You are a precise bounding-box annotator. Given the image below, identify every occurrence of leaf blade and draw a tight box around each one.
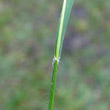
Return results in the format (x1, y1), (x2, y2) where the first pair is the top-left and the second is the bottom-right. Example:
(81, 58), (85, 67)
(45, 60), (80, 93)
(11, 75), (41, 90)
(54, 0), (74, 59)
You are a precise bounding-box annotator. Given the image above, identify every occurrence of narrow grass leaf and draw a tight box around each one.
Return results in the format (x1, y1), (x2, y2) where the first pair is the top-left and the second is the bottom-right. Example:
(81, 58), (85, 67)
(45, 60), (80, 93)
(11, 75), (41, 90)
(54, 0), (74, 59)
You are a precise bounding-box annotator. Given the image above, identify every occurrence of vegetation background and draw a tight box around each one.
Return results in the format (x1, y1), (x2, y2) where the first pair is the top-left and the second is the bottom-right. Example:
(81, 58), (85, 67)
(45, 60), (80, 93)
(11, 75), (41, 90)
(0, 0), (110, 110)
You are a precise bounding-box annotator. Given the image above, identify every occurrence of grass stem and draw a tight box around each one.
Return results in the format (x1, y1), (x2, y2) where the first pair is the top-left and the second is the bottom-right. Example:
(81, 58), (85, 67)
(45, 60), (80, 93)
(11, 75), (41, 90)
(48, 60), (58, 110)
(48, 0), (74, 109)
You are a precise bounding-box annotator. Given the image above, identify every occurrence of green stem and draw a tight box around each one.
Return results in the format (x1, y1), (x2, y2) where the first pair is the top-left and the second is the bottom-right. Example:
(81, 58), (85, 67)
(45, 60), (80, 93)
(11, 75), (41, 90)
(48, 0), (74, 109)
(48, 60), (58, 110)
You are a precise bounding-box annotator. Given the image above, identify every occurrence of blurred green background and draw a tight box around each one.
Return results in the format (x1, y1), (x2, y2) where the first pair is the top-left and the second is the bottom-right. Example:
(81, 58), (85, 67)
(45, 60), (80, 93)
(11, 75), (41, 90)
(0, 0), (110, 110)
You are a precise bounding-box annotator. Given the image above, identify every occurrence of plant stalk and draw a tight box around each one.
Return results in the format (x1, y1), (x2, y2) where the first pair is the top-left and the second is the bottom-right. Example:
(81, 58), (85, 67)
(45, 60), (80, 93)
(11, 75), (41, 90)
(48, 60), (58, 110)
(48, 0), (74, 109)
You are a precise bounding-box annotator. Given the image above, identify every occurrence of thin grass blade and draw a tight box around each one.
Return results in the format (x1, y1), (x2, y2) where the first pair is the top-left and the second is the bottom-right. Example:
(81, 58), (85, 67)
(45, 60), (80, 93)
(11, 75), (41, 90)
(54, 0), (74, 59)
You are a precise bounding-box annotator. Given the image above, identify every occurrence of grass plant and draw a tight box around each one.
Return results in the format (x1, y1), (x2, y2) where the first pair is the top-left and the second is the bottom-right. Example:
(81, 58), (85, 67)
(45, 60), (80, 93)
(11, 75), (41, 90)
(48, 0), (74, 110)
